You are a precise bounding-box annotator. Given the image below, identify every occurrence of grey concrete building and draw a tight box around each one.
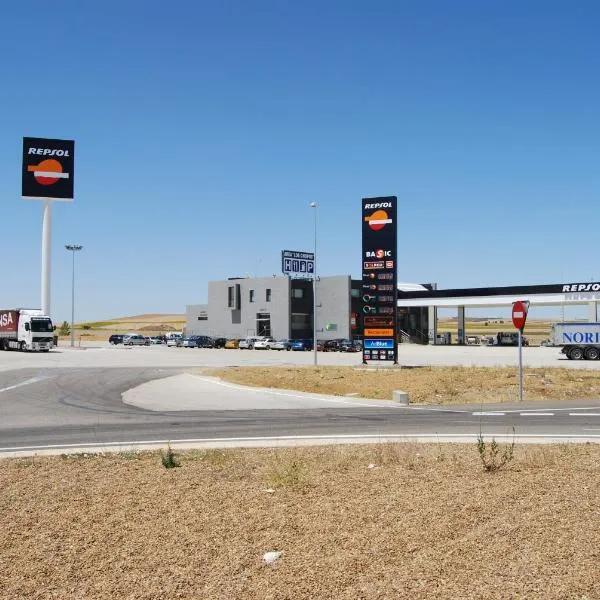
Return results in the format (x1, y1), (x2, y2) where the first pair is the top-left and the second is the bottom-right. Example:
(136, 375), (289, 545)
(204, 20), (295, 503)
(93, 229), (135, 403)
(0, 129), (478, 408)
(186, 275), (352, 341)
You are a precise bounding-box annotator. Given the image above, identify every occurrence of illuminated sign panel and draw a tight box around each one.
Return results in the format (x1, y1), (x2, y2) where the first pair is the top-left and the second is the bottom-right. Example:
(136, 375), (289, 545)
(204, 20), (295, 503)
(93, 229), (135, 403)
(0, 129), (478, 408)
(361, 196), (397, 362)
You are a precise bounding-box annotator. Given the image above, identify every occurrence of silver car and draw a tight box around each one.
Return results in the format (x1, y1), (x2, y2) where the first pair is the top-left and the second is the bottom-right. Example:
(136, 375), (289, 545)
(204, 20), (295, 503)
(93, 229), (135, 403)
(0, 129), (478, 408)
(123, 334), (150, 346)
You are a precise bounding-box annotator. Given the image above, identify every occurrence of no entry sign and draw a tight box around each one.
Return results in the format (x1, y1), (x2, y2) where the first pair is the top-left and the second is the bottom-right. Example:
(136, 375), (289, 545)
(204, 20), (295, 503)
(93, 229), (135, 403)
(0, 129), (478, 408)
(512, 300), (529, 330)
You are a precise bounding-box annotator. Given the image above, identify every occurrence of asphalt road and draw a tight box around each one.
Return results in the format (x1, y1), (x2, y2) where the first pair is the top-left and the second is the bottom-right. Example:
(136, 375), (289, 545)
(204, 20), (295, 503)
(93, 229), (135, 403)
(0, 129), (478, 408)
(1, 367), (599, 455)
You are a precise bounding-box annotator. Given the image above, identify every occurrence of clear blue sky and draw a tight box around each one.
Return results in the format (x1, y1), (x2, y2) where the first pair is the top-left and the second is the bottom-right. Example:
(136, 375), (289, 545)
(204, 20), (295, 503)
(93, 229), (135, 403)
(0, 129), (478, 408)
(1, 1), (599, 323)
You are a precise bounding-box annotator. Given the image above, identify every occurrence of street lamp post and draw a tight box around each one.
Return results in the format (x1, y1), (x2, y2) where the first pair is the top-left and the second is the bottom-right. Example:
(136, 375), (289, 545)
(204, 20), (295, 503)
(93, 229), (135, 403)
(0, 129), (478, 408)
(65, 244), (83, 347)
(309, 202), (318, 366)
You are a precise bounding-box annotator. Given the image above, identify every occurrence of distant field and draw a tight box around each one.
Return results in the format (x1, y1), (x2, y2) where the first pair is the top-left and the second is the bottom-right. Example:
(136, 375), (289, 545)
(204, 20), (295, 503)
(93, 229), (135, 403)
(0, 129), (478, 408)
(437, 318), (553, 345)
(63, 315), (555, 345)
(61, 314), (186, 341)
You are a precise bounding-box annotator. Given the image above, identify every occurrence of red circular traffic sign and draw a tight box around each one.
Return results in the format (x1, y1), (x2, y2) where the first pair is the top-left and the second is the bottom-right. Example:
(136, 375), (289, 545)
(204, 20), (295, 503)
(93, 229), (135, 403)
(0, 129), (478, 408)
(512, 300), (529, 330)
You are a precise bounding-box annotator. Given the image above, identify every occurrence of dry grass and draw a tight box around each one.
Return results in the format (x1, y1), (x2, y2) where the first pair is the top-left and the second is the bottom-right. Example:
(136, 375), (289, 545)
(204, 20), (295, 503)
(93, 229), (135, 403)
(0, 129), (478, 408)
(58, 313), (186, 341)
(205, 365), (600, 404)
(438, 317), (554, 345)
(1, 444), (599, 599)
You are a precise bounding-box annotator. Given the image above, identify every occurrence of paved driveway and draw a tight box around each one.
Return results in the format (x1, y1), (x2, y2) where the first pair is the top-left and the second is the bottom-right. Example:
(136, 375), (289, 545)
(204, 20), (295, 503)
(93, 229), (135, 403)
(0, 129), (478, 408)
(0, 342), (596, 371)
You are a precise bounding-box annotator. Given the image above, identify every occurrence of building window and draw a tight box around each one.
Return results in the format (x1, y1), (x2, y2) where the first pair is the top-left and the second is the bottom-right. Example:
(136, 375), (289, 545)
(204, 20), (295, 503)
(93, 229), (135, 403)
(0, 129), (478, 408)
(291, 313), (310, 331)
(292, 288), (304, 299)
(266, 288), (271, 302)
(249, 289), (255, 303)
(227, 286), (234, 308)
(197, 315), (208, 321)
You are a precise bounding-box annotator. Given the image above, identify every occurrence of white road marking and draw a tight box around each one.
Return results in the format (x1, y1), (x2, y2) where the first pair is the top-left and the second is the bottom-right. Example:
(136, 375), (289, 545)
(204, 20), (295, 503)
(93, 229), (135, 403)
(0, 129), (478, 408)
(2, 432), (600, 455)
(569, 413), (600, 417)
(502, 406), (600, 413)
(472, 411), (506, 416)
(0, 375), (54, 394)
(519, 412), (554, 416)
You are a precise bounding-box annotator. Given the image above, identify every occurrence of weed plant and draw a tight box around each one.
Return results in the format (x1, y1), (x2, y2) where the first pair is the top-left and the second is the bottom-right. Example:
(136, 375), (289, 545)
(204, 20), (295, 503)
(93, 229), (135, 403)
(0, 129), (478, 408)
(476, 429), (515, 472)
(161, 445), (180, 469)
(268, 458), (307, 489)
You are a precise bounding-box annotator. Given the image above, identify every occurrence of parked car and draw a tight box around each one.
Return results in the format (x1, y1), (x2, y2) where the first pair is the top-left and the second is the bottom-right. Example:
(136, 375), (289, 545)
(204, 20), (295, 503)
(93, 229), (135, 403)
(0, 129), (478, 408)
(213, 337), (227, 348)
(339, 339), (361, 352)
(323, 339), (343, 352)
(292, 339), (314, 351)
(181, 337), (198, 348)
(254, 337), (276, 350)
(109, 334), (126, 345)
(271, 339), (293, 351)
(150, 336), (164, 344)
(123, 334), (150, 346)
(166, 336), (181, 347)
(194, 336), (214, 348)
(239, 336), (264, 349)
(224, 338), (241, 349)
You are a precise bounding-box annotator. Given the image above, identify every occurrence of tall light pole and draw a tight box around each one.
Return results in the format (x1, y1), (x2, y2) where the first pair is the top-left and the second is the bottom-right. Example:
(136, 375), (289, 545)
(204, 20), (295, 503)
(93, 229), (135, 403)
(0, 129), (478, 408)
(309, 202), (318, 366)
(65, 244), (83, 347)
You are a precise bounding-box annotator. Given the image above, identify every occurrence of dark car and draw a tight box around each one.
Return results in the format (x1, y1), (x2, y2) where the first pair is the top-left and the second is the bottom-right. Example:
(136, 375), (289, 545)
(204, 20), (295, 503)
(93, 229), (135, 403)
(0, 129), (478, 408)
(194, 336), (215, 348)
(292, 339), (314, 351)
(109, 334), (126, 345)
(213, 337), (227, 348)
(339, 339), (362, 352)
(323, 339), (343, 352)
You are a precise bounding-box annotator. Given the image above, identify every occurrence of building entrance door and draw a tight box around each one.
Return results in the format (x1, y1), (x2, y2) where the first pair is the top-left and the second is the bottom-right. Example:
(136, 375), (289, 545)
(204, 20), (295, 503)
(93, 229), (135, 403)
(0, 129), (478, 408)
(256, 313), (271, 337)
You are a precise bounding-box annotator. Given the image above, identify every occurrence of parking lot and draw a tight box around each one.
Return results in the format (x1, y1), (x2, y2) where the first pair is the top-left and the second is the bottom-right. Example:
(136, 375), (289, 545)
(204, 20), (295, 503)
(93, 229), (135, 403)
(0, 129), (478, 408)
(0, 341), (598, 371)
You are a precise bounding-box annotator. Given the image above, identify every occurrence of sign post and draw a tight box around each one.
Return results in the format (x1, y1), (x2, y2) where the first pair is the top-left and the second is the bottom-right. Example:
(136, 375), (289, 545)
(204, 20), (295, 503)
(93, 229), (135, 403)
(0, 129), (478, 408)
(22, 137), (75, 318)
(512, 300), (530, 402)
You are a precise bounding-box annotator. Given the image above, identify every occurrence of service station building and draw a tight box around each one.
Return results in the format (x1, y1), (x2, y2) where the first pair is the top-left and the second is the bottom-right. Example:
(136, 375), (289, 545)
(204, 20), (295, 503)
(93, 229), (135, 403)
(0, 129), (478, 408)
(186, 278), (600, 345)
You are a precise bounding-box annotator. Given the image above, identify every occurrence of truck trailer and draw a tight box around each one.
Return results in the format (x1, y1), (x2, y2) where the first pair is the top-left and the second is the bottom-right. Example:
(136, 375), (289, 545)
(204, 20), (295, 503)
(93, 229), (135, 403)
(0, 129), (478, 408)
(550, 322), (600, 360)
(0, 309), (54, 352)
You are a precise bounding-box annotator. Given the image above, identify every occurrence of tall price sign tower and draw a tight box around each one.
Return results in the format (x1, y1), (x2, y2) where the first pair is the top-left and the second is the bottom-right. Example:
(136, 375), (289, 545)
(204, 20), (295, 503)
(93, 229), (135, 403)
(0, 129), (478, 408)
(361, 196), (397, 364)
(22, 137), (75, 317)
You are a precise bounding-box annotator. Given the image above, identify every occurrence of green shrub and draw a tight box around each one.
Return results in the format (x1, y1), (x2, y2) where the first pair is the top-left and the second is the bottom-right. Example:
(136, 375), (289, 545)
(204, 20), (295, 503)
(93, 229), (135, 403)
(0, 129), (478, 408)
(161, 444), (180, 469)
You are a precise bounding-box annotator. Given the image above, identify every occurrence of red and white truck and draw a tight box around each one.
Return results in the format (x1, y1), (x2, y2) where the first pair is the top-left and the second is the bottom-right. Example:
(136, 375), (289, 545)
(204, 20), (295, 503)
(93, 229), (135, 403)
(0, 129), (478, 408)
(0, 309), (54, 352)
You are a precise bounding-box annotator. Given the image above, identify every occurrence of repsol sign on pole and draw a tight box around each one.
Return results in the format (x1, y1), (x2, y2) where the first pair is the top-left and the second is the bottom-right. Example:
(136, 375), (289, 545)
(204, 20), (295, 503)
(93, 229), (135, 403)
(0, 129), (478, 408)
(22, 137), (75, 201)
(361, 196), (397, 363)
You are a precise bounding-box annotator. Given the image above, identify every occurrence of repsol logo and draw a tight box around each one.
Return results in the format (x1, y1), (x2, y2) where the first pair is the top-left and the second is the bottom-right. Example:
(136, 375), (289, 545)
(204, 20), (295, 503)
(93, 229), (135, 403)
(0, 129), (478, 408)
(562, 283), (600, 292)
(364, 202), (392, 209)
(563, 332), (600, 344)
(0, 313), (14, 327)
(28, 148), (70, 157)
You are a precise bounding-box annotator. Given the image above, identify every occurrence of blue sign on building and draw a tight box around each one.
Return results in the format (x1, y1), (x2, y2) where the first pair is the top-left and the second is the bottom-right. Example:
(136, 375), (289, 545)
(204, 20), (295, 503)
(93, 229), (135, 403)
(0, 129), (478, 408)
(282, 250), (315, 277)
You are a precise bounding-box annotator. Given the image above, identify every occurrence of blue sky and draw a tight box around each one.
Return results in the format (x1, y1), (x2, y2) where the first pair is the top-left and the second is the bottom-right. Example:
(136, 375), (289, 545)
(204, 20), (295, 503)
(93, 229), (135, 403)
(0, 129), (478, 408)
(1, 1), (599, 323)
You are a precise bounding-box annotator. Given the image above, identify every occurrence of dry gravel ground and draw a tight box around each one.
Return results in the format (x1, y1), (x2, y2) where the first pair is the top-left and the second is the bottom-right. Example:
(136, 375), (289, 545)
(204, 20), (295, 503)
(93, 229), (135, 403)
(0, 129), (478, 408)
(205, 366), (600, 404)
(1, 444), (599, 600)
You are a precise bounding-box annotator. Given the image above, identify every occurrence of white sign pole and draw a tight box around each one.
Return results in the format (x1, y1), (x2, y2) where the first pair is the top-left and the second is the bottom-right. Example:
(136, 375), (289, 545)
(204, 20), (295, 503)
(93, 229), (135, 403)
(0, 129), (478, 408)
(41, 200), (53, 316)
(518, 328), (523, 402)
(310, 202), (318, 367)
